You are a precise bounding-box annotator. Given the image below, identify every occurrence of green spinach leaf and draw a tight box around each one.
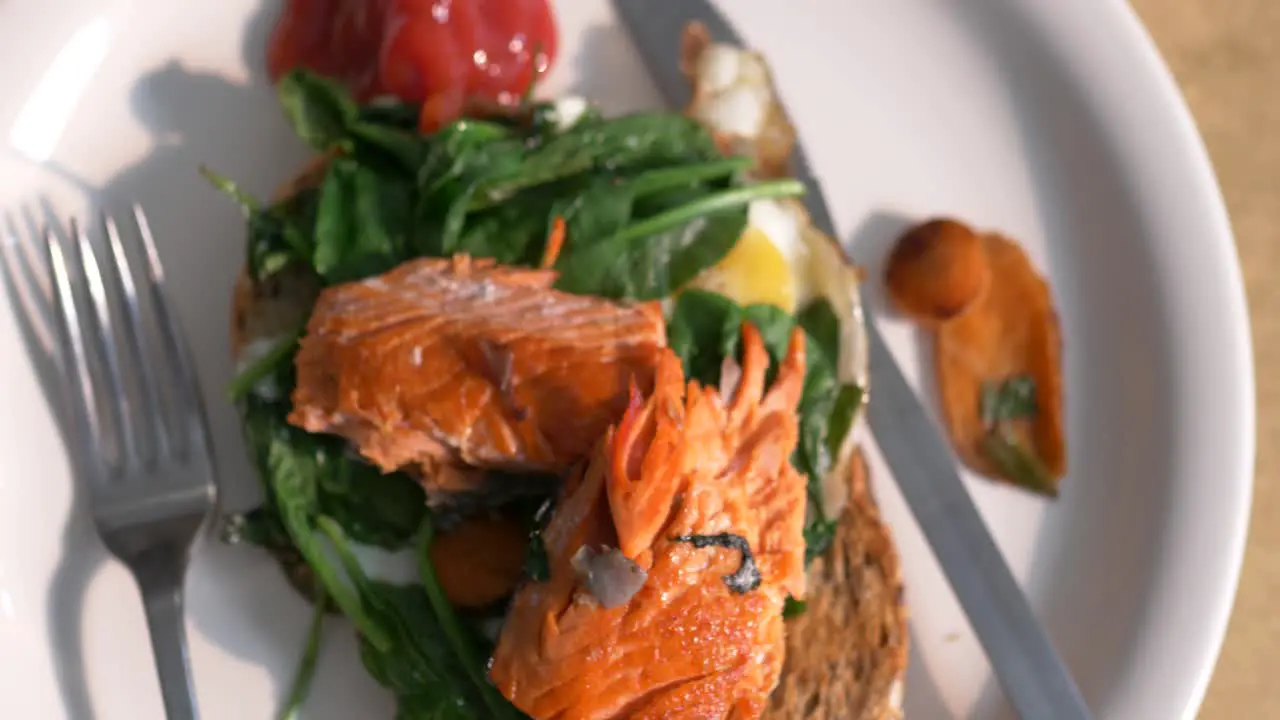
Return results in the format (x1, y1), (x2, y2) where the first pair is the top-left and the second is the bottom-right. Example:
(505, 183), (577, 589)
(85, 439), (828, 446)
(553, 179), (803, 300)
(243, 384), (426, 550)
(467, 113), (724, 210)
(979, 432), (1057, 498)
(391, 692), (477, 720)
(277, 588), (328, 720)
(262, 426), (382, 644)
(803, 517), (840, 564)
(311, 516), (525, 720)
(276, 71), (427, 174)
(201, 165), (260, 214)
(277, 70), (360, 153)
(320, 521), (488, 717)
(202, 165), (310, 281)
(313, 159), (411, 283)
(227, 328), (303, 401)
(667, 290), (745, 386)
(782, 595), (809, 619)
(797, 298), (841, 366)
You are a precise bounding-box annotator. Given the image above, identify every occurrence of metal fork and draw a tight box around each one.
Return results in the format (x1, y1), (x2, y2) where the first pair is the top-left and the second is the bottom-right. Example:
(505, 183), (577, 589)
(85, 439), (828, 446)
(43, 206), (217, 720)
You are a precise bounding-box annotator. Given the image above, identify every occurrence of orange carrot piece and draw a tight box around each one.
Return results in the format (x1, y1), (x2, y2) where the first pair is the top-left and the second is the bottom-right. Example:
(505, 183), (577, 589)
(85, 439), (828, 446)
(540, 216), (567, 269)
(428, 515), (530, 608)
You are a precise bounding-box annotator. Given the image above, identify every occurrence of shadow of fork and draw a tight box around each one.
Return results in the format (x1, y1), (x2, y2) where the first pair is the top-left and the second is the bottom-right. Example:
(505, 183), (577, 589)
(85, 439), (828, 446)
(2, 201), (107, 720)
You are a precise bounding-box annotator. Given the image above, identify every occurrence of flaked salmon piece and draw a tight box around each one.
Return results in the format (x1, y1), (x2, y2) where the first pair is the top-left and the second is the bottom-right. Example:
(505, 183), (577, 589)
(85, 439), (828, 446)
(490, 324), (808, 720)
(289, 255), (667, 496)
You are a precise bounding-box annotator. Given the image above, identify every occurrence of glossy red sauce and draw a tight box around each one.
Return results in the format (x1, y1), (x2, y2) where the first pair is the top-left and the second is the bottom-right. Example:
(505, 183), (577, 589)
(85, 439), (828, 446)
(268, 0), (559, 131)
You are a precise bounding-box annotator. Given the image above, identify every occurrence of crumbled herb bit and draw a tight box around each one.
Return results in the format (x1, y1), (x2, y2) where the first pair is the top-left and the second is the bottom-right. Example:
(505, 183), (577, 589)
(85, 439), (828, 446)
(782, 596), (808, 619)
(803, 518), (839, 564)
(523, 497), (554, 582)
(978, 375), (1057, 496)
(980, 375), (1037, 429)
(673, 532), (761, 594)
(524, 533), (550, 582)
(980, 432), (1058, 498)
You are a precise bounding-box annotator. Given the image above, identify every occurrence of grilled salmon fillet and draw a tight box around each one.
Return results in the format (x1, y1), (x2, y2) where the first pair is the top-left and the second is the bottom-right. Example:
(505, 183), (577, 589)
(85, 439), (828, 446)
(490, 323), (808, 720)
(289, 255), (667, 496)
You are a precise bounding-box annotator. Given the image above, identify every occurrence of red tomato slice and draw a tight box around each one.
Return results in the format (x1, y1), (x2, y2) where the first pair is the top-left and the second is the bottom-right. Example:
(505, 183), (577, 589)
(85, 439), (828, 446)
(268, 0), (394, 102)
(269, 0), (559, 130)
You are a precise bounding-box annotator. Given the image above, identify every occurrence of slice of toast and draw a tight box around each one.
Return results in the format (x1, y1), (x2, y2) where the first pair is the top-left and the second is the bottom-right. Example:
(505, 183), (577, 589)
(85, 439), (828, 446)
(231, 165), (909, 718)
(764, 449), (909, 720)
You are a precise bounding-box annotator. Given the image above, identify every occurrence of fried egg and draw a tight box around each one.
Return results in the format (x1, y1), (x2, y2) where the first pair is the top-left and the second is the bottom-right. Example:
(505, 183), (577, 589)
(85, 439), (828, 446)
(690, 198), (806, 313)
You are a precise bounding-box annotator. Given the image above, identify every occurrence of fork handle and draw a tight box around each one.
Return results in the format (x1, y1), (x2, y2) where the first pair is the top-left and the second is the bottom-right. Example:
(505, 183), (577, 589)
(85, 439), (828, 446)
(142, 585), (199, 720)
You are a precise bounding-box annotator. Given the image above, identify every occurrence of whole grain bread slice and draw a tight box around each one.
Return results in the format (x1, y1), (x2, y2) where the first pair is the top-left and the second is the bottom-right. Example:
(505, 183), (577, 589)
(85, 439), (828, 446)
(764, 449), (910, 720)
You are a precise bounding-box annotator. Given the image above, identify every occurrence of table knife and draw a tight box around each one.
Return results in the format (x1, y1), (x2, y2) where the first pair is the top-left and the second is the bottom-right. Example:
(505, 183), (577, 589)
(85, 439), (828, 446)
(610, 1), (1093, 718)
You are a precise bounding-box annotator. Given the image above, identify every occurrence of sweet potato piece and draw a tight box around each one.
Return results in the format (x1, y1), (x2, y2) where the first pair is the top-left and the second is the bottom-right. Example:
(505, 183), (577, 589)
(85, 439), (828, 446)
(429, 515), (529, 608)
(886, 218), (990, 323)
(934, 233), (1065, 495)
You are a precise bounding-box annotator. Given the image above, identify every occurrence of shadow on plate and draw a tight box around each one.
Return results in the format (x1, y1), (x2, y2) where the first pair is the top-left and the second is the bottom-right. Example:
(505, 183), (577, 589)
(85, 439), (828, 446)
(950, 3), (1179, 718)
(566, 23), (666, 115)
(845, 208), (945, 412)
(901, 624), (962, 719)
(0, 199), (108, 720)
(843, 0), (1183, 695)
(0, 0), (374, 715)
(15, 7), (668, 719)
(843, 210), (956, 716)
(90, 0), (353, 712)
(840, 4), (1182, 718)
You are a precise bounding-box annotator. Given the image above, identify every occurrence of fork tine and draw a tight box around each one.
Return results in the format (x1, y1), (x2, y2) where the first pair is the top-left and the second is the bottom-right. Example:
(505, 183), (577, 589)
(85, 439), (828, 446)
(46, 224), (105, 461)
(130, 205), (206, 459)
(74, 219), (136, 471)
(0, 227), (57, 356)
(104, 212), (167, 464)
(19, 205), (53, 302)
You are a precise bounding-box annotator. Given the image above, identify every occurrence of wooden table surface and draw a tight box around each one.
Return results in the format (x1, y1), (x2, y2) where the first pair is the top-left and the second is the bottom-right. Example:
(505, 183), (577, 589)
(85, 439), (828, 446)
(1128, 0), (1280, 715)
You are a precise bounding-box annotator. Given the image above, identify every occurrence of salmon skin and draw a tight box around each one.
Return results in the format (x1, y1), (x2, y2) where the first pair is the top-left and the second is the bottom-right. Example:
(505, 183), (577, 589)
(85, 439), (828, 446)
(289, 255), (668, 498)
(490, 323), (808, 720)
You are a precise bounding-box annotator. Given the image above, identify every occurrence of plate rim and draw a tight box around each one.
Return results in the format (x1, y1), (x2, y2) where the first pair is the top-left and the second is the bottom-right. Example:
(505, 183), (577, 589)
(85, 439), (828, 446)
(1056, 1), (1256, 716)
(0, 1), (1257, 717)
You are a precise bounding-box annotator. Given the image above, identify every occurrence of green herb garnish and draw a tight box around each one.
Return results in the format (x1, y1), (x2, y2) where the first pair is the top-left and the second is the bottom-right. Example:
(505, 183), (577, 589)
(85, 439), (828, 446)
(521, 499), (553, 583)
(978, 375), (1056, 496)
(980, 375), (1037, 429)
(277, 589), (327, 720)
(782, 596), (809, 619)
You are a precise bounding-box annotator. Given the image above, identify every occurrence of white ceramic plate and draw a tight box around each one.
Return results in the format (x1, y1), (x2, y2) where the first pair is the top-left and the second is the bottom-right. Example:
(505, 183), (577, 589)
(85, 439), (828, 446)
(0, 1), (1253, 718)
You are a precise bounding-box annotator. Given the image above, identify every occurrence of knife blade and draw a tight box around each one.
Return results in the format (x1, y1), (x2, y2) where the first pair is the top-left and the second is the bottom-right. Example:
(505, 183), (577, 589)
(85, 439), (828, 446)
(611, 1), (1093, 718)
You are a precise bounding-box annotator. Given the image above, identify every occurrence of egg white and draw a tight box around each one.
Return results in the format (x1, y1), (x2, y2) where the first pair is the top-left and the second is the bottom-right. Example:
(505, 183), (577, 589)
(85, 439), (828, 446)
(746, 197), (812, 308)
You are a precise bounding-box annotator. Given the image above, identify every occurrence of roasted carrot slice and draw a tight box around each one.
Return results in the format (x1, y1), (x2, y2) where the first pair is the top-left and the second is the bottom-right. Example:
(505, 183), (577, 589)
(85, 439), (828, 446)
(428, 515), (530, 608)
